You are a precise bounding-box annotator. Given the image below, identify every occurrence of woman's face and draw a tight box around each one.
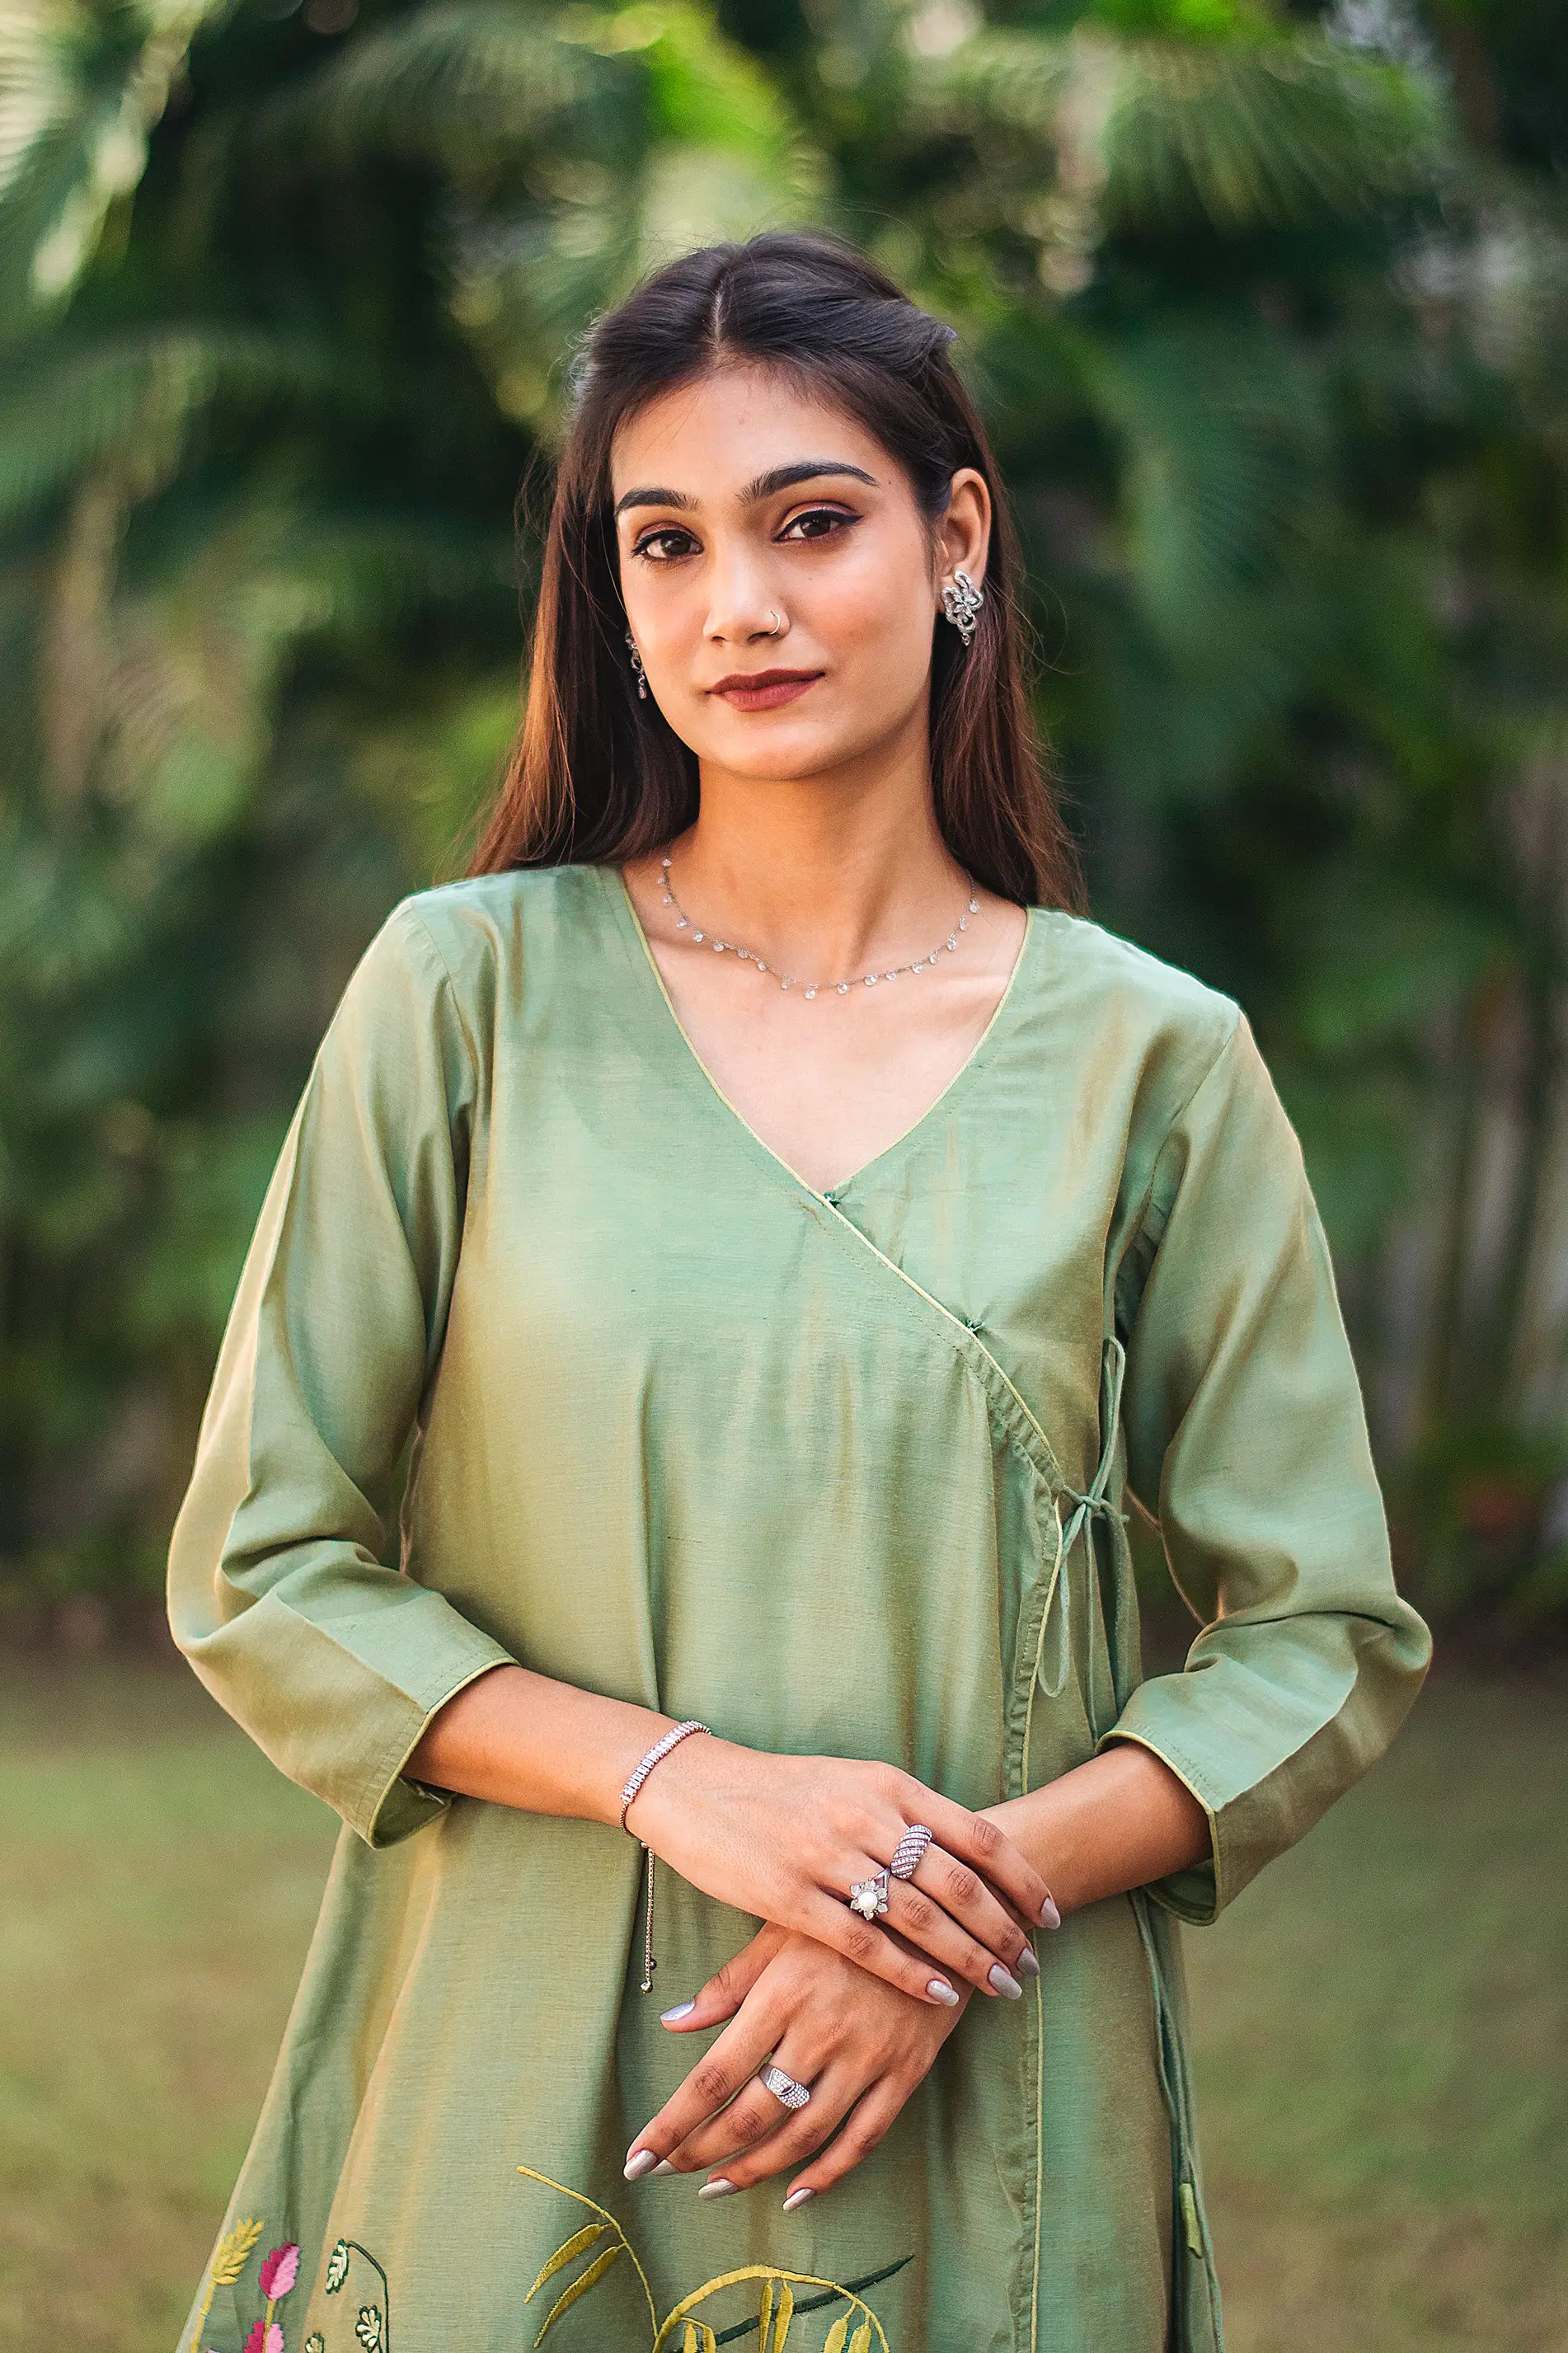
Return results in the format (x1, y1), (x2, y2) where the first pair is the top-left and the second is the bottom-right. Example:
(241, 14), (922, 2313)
(608, 360), (989, 787)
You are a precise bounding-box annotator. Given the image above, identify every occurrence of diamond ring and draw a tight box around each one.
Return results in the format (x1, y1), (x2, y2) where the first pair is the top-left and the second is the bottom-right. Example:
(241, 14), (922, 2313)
(758, 2060), (812, 2111)
(847, 1867), (891, 1920)
(889, 1824), (933, 1881)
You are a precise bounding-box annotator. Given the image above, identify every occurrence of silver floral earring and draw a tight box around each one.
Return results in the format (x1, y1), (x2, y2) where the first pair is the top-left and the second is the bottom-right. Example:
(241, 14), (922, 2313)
(941, 569), (985, 646)
(625, 629), (648, 699)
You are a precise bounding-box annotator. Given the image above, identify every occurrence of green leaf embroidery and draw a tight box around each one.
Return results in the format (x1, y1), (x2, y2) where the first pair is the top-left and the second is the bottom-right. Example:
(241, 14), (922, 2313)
(531, 2242), (622, 2346)
(525, 2222), (612, 2303)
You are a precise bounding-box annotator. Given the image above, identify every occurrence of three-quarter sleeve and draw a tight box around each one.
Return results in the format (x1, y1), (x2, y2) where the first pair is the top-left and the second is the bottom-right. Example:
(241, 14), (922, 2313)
(166, 898), (516, 1848)
(1101, 1004), (1432, 1923)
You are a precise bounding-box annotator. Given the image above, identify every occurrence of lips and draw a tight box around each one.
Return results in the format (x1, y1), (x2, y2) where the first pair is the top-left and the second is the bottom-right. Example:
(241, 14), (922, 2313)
(710, 669), (823, 712)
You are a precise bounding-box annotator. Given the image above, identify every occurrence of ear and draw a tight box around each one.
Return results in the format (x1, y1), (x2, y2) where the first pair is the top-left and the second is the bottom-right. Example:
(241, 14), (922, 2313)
(934, 467), (991, 598)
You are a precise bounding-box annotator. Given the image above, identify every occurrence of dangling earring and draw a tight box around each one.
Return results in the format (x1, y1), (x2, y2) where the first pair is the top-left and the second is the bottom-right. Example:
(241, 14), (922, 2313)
(625, 629), (649, 699)
(941, 568), (985, 646)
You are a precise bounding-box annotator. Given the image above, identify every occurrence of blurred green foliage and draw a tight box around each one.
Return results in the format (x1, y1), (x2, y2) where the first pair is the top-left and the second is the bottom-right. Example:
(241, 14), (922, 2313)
(2, 0), (1565, 1632)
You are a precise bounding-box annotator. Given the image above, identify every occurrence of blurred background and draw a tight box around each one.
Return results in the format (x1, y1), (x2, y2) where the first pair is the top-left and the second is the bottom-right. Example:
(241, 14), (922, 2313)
(1, 0), (1564, 2346)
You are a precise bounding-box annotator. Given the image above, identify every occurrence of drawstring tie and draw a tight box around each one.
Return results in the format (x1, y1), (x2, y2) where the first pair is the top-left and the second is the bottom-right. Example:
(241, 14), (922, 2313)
(1025, 1331), (1129, 1761)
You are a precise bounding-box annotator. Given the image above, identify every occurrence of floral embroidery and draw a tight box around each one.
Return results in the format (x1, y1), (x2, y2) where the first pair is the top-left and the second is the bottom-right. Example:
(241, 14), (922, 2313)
(188, 2224), (299, 2353)
(261, 2245), (301, 2300)
(516, 2161), (912, 2350)
(325, 2236), (392, 2353)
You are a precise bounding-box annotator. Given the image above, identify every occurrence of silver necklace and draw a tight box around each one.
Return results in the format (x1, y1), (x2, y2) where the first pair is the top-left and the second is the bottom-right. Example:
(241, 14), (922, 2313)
(658, 854), (981, 999)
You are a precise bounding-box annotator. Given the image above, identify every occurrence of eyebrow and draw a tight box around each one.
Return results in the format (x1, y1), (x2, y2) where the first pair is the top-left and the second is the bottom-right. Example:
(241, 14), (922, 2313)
(611, 459), (878, 521)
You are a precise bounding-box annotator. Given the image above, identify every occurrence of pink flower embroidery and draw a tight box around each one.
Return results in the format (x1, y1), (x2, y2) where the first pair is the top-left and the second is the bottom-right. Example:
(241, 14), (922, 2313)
(259, 2243), (300, 2300)
(242, 2325), (284, 2353)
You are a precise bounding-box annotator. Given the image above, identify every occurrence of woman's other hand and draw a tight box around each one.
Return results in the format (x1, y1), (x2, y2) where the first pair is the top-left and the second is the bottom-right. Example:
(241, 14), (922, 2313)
(627, 1740), (1050, 2006)
(622, 1921), (976, 2205)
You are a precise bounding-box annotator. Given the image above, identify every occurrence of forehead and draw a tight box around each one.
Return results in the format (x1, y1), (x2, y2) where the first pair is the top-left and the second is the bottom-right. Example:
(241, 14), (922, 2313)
(608, 362), (889, 501)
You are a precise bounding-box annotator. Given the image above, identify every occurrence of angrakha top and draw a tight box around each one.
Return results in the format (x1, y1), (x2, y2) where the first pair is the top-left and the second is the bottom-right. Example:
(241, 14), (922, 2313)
(166, 860), (1432, 2353)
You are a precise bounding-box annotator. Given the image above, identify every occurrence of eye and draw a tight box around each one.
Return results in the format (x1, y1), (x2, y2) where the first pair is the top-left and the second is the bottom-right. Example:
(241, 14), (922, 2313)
(627, 505), (860, 564)
(630, 525), (697, 564)
(779, 505), (859, 542)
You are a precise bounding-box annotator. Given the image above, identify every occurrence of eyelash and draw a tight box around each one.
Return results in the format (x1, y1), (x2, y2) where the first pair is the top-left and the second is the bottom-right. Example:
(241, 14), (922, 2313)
(629, 506), (860, 564)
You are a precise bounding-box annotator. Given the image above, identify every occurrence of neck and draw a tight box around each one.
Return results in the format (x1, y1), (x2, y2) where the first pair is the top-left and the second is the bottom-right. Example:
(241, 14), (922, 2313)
(672, 759), (969, 978)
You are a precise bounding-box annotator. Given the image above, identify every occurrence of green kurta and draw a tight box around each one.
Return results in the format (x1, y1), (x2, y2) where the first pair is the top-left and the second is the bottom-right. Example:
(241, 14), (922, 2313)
(167, 860), (1431, 2353)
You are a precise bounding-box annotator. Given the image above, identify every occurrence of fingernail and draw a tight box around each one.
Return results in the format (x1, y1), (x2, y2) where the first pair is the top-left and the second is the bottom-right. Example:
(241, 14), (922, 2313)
(623, 2148), (659, 2180)
(697, 2177), (739, 2200)
(650, 2158), (676, 2176)
(1040, 1894), (1062, 1930)
(988, 1962), (1024, 1998)
(927, 1977), (960, 2004)
(660, 1999), (695, 2022)
(782, 2185), (815, 2212)
(1016, 1944), (1040, 1977)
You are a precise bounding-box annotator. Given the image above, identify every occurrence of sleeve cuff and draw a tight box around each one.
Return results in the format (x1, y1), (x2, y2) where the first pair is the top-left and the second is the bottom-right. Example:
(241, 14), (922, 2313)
(355, 1647), (515, 1848)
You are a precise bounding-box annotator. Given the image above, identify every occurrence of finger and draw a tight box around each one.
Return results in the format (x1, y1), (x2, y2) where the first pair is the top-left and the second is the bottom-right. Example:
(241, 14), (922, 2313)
(663, 2043), (831, 2177)
(798, 1884), (962, 2008)
(885, 1847), (1039, 1996)
(698, 2054), (868, 2193)
(622, 1994), (782, 2180)
(658, 1928), (784, 2032)
(777, 2073), (910, 2204)
(909, 1794), (1060, 1933)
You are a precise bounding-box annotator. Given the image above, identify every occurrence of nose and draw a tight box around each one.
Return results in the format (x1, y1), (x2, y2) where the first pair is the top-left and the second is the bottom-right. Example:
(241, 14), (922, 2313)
(702, 542), (787, 644)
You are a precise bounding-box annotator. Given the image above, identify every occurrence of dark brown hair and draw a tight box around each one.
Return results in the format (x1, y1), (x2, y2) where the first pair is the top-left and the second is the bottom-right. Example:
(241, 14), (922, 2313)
(463, 228), (1084, 911)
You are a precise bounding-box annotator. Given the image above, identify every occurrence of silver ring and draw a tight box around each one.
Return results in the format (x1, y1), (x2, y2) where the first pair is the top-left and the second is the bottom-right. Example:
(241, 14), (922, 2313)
(890, 1824), (933, 1881)
(758, 2060), (811, 2111)
(847, 1867), (890, 1920)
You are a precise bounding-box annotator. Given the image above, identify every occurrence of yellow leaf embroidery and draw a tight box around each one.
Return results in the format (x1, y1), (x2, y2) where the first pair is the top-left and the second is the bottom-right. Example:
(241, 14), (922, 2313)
(760, 2276), (794, 2351)
(531, 2242), (622, 2346)
(213, 2219), (264, 2285)
(525, 2222), (611, 2302)
(186, 2212), (265, 2350)
(516, 2166), (896, 2351)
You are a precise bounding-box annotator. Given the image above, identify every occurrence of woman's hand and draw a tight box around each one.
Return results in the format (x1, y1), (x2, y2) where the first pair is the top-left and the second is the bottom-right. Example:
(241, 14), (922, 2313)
(623, 1921), (979, 2205)
(628, 1737), (1053, 2007)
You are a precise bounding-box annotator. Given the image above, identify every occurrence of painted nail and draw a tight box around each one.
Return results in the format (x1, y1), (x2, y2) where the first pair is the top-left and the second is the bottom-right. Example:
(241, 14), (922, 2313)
(623, 2148), (659, 2180)
(1016, 1944), (1040, 1977)
(697, 2177), (739, 2200)
(660, 1999), (695, 2023)
(927, 1977), (960, 2005)
(988, 1962), (1024, 1998)
(782, 2186), (815, 2212)
(1039, 1894), (1062, 1930)
(650, 2158), (677, 2177)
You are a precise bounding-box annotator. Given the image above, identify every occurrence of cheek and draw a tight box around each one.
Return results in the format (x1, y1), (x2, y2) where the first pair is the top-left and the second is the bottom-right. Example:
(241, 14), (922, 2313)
(810, 549), (933, 695)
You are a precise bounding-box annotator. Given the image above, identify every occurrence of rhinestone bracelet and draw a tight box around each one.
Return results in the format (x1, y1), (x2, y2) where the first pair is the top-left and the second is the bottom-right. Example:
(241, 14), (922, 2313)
(619, 1719), (711, 1993)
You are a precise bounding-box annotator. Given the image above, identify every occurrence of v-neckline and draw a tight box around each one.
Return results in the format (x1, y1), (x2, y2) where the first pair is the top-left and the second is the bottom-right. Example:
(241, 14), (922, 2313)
(599, 859), (1041, 1205)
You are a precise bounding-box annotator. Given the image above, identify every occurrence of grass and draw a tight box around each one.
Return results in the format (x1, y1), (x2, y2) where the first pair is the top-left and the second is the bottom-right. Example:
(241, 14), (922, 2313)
(0, 1653), (1562, 2353)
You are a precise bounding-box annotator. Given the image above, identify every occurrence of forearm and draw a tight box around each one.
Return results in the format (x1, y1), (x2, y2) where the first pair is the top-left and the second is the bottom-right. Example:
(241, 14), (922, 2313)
(404, 1661), (686, 1830)
(982, 1740), (1212, 1916)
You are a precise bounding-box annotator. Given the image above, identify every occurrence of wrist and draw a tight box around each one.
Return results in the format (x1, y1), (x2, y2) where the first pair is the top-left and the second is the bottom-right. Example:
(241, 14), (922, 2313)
(621, 1725), (744, 1841)
(979, 1789), (1076, 1919)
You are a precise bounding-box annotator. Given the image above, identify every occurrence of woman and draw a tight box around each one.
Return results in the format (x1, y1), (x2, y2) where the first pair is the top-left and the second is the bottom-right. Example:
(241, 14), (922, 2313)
(167, 230), (1432, 2353)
